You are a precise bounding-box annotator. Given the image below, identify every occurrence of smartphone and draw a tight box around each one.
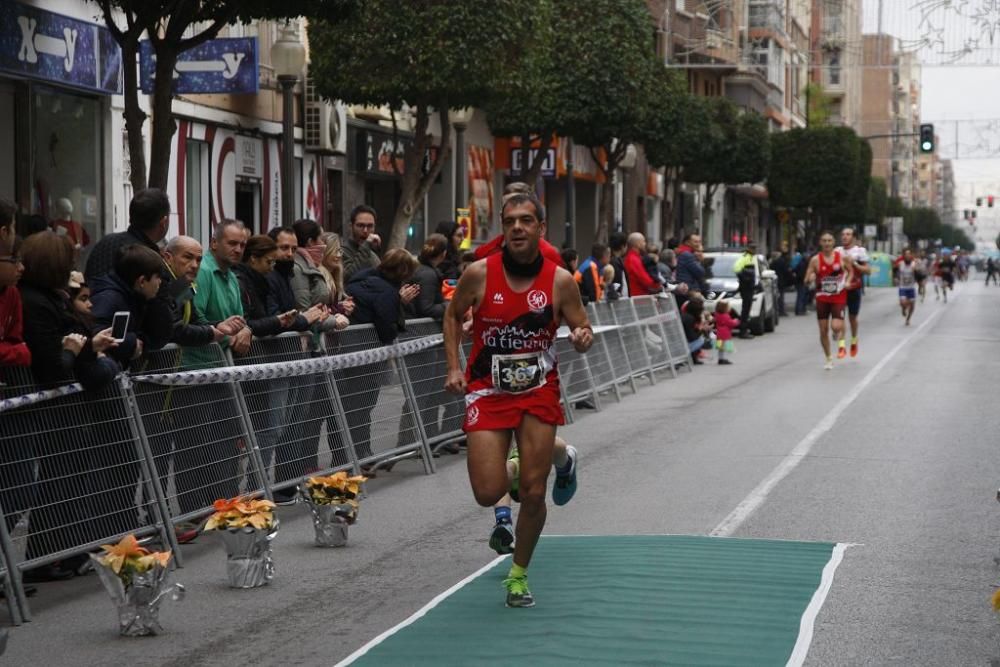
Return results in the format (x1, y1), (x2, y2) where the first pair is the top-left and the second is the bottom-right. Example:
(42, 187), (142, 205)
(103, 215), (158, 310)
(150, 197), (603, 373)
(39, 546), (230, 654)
(111, 311), (130, 342)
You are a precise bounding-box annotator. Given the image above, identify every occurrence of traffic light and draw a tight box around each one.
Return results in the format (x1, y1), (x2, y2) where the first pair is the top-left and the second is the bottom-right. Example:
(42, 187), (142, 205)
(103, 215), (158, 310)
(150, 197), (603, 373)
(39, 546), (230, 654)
(990, 196), (995, 208)
(972, 209), (978, 220)
(977, 197), (983, 207)
(919, 123), (935, 153)
(964, 209), (970, 220)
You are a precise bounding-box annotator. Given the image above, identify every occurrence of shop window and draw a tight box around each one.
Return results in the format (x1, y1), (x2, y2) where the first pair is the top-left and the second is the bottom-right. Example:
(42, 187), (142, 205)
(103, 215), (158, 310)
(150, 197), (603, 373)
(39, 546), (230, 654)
(31, 87), (102, 250)
(185, 140), (210, 244)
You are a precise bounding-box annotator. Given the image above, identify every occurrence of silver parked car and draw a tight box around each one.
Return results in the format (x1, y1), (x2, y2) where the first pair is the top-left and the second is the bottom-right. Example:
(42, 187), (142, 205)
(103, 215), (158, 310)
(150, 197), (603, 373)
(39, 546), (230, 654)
(701, 251), (779, 335)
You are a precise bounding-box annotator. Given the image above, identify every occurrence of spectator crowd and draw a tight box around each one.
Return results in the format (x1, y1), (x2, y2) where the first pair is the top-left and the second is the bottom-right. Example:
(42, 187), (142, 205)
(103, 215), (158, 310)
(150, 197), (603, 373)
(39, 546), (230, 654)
(0, 184), (785, 589)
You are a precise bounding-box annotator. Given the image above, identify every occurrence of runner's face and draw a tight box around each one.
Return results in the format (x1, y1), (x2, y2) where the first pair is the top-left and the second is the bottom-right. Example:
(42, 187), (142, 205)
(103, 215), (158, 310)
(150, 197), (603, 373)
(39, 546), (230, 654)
(841, 229), (854, 247)
(820, 235), (835, 252)
(502, 201), (545, 259)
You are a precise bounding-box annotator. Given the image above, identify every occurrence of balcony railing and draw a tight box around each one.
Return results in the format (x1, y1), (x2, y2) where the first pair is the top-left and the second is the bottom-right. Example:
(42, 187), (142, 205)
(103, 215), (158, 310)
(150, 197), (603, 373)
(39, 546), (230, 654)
(749, 2), (786, 36)
(767, 87), (784, 110)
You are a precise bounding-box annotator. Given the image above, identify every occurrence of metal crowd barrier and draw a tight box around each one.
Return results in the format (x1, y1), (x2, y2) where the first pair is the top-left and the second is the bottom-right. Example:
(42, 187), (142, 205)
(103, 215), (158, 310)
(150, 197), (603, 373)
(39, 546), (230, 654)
(0, 297), (694, 625)
(653, 294), (694, 373)
(397, 319), (468, 453)
(325, 325), (435, 474)
(233, 333), (355, 492)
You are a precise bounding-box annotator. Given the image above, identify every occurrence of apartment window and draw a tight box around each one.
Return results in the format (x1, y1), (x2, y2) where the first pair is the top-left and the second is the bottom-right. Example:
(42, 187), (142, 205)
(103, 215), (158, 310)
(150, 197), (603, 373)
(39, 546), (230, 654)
(828, 51), (841, 85)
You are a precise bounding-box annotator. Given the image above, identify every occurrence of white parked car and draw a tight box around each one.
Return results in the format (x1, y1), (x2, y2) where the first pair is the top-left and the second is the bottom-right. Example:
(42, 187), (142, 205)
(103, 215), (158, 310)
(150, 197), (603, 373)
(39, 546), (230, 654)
(701, 251), (779, 336)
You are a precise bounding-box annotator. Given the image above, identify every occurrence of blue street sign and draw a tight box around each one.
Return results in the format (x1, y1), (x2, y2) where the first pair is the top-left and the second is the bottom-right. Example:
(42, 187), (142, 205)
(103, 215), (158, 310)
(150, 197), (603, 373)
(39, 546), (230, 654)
(0, 1), (122, 95)
(140, 38), (259, 95)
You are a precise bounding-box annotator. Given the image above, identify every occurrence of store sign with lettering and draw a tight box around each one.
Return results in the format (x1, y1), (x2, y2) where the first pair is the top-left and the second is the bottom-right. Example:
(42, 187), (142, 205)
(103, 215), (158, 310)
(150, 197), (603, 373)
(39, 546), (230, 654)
(352, 127), (438, 178)
(139, 37), (259, 94)
(0, 1), (122, 94)
(510, 148), (556, 177)
(235, 136), (263, 179)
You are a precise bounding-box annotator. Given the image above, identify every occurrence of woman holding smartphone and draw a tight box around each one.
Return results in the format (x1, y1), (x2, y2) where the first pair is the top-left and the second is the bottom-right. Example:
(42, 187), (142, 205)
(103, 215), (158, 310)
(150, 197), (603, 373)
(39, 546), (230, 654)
(18, 231), (122, 581)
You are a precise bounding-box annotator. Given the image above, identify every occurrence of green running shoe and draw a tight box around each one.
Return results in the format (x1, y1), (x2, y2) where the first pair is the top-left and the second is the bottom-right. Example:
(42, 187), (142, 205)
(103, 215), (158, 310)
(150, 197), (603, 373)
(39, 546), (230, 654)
(503, 575), (535, 608)
(508, 447), (520, 503)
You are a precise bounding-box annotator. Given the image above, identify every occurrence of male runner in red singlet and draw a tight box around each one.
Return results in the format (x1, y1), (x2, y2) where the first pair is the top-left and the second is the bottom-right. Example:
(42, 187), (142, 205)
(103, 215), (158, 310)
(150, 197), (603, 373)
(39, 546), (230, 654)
(473, 182), (576, 558)
(804, 232), (855, 370)
(444, 191), (593, 608)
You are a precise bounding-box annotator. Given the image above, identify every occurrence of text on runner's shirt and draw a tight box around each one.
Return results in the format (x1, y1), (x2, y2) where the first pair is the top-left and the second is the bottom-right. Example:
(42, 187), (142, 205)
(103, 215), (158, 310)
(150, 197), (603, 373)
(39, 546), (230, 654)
(480, 324), (553, 352)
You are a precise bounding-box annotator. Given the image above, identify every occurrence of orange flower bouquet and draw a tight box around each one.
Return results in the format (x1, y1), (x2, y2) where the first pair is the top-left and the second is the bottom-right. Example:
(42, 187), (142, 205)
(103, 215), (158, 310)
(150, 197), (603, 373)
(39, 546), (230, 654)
(203, 497), (279, 588)
(90, 534), (184, 636)
(302, 472), (367, 547)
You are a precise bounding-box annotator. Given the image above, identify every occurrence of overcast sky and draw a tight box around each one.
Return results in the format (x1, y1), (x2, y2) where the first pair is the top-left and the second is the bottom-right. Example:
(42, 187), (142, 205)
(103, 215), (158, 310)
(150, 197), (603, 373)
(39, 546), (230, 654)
(862, 0), (1000, 238)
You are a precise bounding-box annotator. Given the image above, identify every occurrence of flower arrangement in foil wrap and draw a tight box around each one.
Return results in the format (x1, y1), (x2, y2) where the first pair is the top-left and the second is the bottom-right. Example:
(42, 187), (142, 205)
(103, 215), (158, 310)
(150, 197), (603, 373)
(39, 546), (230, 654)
(204, 497), (277, 531)
(304, 472), (367, 524)
(90, 534), (184, 636)
(205, 497), (279, 588)
(97, 534), (171, 582)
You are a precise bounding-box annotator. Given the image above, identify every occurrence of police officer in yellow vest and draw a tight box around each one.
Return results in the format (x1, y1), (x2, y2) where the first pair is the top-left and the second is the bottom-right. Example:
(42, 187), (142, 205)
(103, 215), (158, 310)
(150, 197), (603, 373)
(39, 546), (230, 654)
(733, 243), (757, 339)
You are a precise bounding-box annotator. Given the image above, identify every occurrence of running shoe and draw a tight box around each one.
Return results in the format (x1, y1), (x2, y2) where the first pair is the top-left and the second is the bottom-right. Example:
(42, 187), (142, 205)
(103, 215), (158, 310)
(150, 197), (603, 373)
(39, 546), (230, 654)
(836, 345), (847, 359)
(489, 521), (515, 555)
(504, 574), (535, 608)
(850, 341), (858, 358)
(824, 358), (834, 371)
(552, 445), (578, 506)
(508, 447), (521, 503)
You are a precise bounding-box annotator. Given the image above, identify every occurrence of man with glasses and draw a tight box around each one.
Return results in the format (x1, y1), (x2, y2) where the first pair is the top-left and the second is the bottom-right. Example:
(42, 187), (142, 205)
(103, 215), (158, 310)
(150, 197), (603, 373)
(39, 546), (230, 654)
(342, 204), (382, 282)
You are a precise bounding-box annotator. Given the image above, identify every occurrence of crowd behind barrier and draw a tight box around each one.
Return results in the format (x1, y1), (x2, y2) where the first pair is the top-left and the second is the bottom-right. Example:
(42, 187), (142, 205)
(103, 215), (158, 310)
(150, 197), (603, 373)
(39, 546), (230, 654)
(0, 295), (690, 625)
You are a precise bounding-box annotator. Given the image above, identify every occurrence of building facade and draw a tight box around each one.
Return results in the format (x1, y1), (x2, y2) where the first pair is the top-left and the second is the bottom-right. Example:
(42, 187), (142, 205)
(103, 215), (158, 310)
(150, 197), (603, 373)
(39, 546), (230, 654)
(811, 0), (863, 130)
(860, 35), (924, 210)
(1, 0), (120, 262)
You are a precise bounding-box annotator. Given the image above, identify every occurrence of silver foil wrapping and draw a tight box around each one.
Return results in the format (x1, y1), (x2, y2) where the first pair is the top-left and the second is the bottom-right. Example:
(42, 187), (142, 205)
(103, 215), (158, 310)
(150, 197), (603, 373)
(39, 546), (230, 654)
(90, 555), (185, 636)
(307, 502), (353, 547)
(219, 522), (278, 588)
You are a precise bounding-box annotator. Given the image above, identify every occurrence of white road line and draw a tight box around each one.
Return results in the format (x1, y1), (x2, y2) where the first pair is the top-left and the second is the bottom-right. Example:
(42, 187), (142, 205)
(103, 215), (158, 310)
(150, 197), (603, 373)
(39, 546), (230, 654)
(786, 543), (849, 667)
(711, 305), (944, 537)
(333, 554), (508, 666)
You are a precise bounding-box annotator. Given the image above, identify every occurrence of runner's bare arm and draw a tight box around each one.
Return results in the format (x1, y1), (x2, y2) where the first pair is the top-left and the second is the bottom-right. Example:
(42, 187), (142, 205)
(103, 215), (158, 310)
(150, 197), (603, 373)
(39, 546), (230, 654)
(554, 268), (593, 353)
(443, 260), (486, 394)
(842, 256), (856, 287)
(804, 256), (819, 288)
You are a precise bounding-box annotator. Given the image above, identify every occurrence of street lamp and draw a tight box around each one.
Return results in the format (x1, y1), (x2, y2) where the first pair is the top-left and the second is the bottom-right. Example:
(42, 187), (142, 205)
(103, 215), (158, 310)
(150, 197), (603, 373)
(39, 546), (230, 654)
(448, 107), (473, 210)
(271, 21), (306, 227)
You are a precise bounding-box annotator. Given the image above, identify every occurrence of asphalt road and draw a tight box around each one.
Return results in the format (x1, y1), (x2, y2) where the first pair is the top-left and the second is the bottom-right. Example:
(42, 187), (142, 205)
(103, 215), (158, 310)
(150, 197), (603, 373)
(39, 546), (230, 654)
(4, 280), (999, 666)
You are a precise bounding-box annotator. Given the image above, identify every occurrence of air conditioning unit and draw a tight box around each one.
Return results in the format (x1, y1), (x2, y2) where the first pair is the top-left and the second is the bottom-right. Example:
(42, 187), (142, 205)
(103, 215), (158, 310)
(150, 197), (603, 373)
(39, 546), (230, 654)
(304, 77), (346, 154)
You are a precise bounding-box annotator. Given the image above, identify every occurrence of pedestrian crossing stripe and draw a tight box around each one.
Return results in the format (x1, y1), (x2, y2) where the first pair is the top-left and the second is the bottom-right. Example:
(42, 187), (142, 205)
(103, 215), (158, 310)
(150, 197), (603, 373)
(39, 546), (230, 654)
(336, 535), (848, 666)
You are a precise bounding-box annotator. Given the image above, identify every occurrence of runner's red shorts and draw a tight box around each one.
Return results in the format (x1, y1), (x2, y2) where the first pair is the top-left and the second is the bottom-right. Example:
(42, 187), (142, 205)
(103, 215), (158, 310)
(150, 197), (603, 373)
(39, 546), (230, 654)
(463, 381), (565, 432)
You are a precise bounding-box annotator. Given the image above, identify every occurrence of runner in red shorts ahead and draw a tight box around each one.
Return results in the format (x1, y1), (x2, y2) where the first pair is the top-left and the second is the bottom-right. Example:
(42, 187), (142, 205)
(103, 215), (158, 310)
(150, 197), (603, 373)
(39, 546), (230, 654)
(804, 231), (855, 370)
(444, 190), (593, 608)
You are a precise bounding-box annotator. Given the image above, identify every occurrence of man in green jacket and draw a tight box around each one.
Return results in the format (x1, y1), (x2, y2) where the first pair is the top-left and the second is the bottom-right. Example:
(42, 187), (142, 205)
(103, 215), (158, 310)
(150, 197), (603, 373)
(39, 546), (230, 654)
(195, 220), (252, 355)
(170, 219), (251, 514)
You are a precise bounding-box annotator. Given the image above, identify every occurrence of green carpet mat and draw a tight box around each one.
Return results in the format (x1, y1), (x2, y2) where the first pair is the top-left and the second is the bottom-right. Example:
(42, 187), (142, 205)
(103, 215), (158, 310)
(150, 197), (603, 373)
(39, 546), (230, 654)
(343, 535), (843, 666)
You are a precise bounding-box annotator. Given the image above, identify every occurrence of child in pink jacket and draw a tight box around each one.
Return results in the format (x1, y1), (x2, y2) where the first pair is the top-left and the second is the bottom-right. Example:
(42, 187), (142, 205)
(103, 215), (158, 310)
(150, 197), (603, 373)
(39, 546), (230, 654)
(713, 301), (740, 365)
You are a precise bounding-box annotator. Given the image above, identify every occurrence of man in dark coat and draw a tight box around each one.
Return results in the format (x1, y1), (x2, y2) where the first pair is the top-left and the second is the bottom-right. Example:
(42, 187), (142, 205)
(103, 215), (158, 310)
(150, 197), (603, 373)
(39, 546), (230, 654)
(675, 232), (708, 294)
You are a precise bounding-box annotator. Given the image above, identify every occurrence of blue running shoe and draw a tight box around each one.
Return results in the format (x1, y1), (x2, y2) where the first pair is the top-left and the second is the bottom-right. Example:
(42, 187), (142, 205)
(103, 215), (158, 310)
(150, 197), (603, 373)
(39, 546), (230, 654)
(552, 445), (578, 506)
(489, 521), (515, 554)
